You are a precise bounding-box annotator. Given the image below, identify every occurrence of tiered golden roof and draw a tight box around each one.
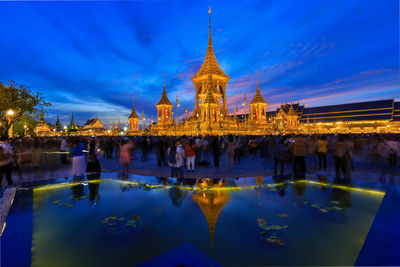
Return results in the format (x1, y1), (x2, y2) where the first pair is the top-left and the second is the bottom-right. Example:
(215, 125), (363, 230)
(156, 73), (173, 106)
(204, 73), (219, 105)
(250, 70), (267, 105)
(191, 6), (230, 82)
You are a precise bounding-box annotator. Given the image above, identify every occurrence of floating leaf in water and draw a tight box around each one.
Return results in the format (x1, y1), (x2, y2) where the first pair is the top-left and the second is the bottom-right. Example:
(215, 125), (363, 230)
(66, 204), (74, 208)
(265, 225), (288, 231)
(267, 237), (284, 246)
(132, 216), (141, 220)
(319, 208), (328, 213)
(110, 216), (117, 220)
(302, 201), (308, 204)
(108, 222), (116, 226)
(332, 206), (343, 211)
(330, 200), (340, 205)
(257, 217), (266, 225)
(261, 231), (267, 236)
(278, 213), (290, 218)
(118, 217), (125, 221)
(51, 200), (61, 204)
(102, 219), (109, 224)
(311, 204), (319, 208)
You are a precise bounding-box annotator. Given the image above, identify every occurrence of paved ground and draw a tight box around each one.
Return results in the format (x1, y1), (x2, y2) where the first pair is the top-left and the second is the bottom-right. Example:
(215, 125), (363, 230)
(5, 150), (400, 186)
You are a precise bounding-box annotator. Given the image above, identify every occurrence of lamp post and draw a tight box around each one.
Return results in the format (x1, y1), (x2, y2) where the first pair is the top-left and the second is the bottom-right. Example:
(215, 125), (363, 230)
(242, 94), (247, 129)
(7, 109), (14, 138)
(23, 124), (27, 137)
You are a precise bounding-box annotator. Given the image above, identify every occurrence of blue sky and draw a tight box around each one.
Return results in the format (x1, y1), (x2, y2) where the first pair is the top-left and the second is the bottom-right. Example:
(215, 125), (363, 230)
(0, 0), (398, 127)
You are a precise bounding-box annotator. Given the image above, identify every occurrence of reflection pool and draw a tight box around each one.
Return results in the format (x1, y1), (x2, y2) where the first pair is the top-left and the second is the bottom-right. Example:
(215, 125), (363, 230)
(1, 174), (385, 266)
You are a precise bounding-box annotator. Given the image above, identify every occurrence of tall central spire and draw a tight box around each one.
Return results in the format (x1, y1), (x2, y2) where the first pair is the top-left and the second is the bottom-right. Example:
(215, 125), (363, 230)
(208, 5), (212, 50)
(191, 5), (229, 81)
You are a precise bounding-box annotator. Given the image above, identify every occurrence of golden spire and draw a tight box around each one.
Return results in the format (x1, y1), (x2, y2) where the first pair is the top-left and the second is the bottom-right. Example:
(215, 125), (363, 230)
(129, 96), (139, 119)
(157, 72), (173, 106)
(191, 5), (229, 81)
(250, 70), (267, 104)
(287, 93), (297, 116)
(208, 4), (212, 48)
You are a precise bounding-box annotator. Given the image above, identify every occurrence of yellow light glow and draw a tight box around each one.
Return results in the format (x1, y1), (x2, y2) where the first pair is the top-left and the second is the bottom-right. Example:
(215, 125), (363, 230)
(7, 109), (14, 116)
(31, 178), (385, 197)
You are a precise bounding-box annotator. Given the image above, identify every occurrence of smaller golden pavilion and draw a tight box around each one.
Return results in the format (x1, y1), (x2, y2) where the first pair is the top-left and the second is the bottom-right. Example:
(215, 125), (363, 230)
(34, 110), (51, 136)
(128, 97), (140, 133)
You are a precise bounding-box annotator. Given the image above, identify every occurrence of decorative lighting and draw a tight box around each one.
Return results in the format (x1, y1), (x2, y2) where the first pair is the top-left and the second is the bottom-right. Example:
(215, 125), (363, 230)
(7, 109), (14, 116)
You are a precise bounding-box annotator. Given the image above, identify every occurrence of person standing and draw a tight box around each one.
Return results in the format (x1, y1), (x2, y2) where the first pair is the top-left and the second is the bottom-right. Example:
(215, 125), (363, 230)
(0, 139), (14, 187)
(70, 140), (85, 178)
(120, 139), (133, 174)
(293, 136), (307, 178)
(274, 139), (288, 176)
(168, 140), (185, 179)
(86, 138), (101, 174)
(225, 135), (239, 170)
(168, 142), (178, 178)
(260, 136), (269, 165)
(318, 136), (328, 170)
(175, 140), (186, 179)
(195, 136), (203, 165)
(201, 136), (210, 165)
(211, 138), (221, 167)
(141, 136), (149, 161)
(333, 135), (350, 181)
(185, 139), (196, 172)
(60, 138), (69, 164)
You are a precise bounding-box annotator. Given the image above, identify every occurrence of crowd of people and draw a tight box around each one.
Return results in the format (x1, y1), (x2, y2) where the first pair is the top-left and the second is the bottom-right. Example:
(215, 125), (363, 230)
(1, 134), (400, 189)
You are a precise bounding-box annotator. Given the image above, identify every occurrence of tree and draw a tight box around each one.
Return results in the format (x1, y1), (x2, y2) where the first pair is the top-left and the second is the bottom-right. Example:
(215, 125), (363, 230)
(0, 81), (51, 138)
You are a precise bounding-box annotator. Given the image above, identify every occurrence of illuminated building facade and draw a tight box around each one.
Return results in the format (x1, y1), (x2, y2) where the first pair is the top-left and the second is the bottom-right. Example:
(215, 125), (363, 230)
(35, 8), (400, 137)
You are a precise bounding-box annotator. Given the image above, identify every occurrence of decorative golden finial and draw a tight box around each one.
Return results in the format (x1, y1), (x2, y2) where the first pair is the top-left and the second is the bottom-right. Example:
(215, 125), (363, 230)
(163, 72), (166, 90)
(208, 4), (212, 49)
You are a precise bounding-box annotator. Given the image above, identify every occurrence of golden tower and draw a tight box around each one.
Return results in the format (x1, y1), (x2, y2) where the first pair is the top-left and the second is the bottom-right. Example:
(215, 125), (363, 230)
(34, 109), (51, 136)
(128, 96), (140, 132)
(156, 73), (173, 126)
(249, 70), (268, 125)
(286, 96), (298, 129)
(191, 5), (230, 116)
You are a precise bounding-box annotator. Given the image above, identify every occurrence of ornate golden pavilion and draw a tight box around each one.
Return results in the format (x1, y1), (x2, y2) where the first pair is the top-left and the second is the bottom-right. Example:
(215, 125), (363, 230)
(34, 7), (400, 137)
(137, 7), (400, 135)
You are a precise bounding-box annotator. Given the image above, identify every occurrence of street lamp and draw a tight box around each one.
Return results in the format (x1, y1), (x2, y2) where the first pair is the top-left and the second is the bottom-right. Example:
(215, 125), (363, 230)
(7, 109), (14, 138)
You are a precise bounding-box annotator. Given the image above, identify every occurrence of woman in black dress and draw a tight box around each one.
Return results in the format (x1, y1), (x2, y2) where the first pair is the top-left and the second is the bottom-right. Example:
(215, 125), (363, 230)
(86, 138), (101, 174)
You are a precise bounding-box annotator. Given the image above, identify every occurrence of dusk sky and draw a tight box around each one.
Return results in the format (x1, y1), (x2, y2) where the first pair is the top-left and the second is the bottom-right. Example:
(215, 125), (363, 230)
(0, 0), (398, 127)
